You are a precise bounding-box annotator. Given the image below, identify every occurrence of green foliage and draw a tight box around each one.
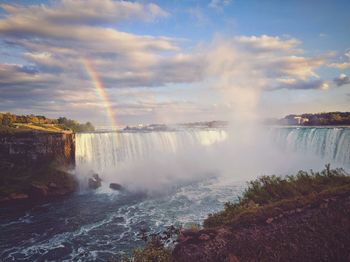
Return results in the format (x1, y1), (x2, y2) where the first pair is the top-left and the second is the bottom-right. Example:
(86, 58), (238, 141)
(184, 223), (200, 232)
(0, 159), (75, 197)
(57, 117), (95, 132)
(0, 112), (94, 132)
(204, 165), (350, 228)
(131, 239), (172, 262)
(110, 226), (180, 262)
(111, 242), (172, 262)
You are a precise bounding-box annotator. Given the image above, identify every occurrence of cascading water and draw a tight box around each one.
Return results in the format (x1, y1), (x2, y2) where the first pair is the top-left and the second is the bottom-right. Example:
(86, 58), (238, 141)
(272, 127), (350, 167)
(1, 127), (349, 261)
(76, 127), (350, 175)
(75, 130), (228, 175)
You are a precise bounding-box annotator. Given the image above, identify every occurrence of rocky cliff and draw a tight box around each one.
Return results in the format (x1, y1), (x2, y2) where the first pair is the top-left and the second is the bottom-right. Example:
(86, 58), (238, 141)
(0, 132), (75, 168)
(172, 168), (350, 262)
(0, 132), (77, 202)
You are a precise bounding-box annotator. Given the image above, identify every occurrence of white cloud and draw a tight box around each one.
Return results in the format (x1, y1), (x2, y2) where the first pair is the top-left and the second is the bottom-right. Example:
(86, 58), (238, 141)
(273, 79), (329, 90)
(234, 35), (301, 53)
(0, 1), (331, 125)
(208, 0), (232, 10)
(334, 74), (350, 87)
(328, 49), (350, 69)
(0, 0), (167, 26)
(345, 50), (350, 59)
(329, 62), (350, 69)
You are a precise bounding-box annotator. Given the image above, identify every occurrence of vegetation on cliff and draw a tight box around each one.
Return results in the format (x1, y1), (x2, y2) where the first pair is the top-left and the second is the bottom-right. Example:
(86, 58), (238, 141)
(0, 112), (94, 133)
(0, 131), (77, 202)
(204, 164), (350, 228)
(172, 165), (350, 261)
(122, 165), (350, 261)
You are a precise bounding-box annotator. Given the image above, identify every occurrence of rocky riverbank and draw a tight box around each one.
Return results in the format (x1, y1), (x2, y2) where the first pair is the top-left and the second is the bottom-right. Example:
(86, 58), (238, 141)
(173, 188), (350, 261)
(172, 167), (350, 262)
(121, 166), (350, 262)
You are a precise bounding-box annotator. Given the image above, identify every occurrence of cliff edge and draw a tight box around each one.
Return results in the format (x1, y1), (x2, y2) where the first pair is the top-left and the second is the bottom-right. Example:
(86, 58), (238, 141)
(173, 167), (350, 262)
(0, 132), (77, 203)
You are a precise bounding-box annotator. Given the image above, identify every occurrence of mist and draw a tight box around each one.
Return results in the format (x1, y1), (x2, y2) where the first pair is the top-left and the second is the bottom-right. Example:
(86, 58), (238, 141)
(74, 36), (335, 194)
(74, 128), (332, 195)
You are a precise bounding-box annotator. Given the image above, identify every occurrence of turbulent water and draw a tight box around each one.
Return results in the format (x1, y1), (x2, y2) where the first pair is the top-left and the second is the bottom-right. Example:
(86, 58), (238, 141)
(1, 127), (349, 261)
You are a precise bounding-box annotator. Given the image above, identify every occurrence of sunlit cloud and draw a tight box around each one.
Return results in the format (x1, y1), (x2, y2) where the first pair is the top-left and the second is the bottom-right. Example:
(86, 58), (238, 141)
(0, 0), (338, 125)
(328, 49), (350, 69)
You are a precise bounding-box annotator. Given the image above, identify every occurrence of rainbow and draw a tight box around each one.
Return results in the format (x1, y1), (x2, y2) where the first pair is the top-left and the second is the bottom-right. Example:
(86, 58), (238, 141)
(82, 58), (118, 130)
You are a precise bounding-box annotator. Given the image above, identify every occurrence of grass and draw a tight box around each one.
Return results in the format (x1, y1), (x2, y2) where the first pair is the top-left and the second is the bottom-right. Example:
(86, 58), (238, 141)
(204, 164), (350, 228)
(0, 123), (70, 133)
(13, 123), (70, 133)
(114, 165), (350, 261)
(128, 239), (172, 262)
(108, 226), (180, 262)
(107, 165), (350, 261)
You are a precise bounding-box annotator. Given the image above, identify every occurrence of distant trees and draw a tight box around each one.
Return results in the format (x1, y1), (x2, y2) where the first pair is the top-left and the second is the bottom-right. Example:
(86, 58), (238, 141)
(57, 117), (95, 132)
(0, 113), (16, 126)
(279, 112), (350, 126)
(0, 112), (95, 132)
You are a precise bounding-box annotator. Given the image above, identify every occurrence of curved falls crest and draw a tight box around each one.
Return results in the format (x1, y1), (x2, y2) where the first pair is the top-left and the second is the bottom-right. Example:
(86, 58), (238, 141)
(75, 127), (350, 177)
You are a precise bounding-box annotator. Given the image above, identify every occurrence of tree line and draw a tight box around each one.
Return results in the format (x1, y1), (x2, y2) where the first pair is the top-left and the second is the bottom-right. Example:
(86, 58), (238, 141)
(280, 112), (350, 126)
(0, 112), (95, 132)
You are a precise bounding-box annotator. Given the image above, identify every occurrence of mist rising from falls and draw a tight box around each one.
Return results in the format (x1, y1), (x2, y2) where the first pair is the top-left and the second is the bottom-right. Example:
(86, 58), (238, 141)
(75, 127), (350, 193)
(75, 130), (228, 192)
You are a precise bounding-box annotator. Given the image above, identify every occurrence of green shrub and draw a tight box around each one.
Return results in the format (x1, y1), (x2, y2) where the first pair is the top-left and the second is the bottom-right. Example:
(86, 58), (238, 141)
(204, 165), (350, 228)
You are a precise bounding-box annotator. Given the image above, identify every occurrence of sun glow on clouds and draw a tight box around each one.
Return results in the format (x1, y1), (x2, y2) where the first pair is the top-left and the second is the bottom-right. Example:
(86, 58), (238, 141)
(0, 0), (348, 125)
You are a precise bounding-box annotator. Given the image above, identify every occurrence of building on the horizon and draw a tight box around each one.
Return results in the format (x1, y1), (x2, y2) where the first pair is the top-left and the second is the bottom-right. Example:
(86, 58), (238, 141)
(293, 116), (309, 125)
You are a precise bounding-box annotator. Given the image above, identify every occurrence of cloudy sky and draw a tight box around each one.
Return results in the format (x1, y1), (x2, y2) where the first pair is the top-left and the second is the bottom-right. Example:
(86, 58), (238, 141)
(0, 0), (349, 127)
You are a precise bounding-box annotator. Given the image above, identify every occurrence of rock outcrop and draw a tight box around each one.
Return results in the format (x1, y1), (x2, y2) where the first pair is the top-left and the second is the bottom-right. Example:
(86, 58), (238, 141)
(0, 132), (75, 168)
(109, 183), (123, 191)
(173, 192), (350, 262)
(0, 131), (76, 203)
(88, 174), (102, 189)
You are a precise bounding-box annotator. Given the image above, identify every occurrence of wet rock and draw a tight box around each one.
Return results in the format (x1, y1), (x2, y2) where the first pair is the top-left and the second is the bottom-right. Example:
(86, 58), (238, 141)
(177, 233), (191, 242)
(320, 203), (328, 209)
(266, 217), (274, 224)
(228, 254), (240, 262)
(199, 234), (210, 241)
(247, 200), (256, 208)
(29, 184), (48, 198)
(48, 182), (58, 189)
(0, 196), (10, 202)
(109, 183), (123, 191)
(9, 193), (29, 200)
(88, 174), (102, 189)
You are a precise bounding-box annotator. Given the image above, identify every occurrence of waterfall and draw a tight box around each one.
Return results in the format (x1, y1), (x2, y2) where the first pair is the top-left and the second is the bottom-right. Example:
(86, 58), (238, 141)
(272, 127), (350, 167)
(75, 127), (350, 176)
(75, 129), (228, 174)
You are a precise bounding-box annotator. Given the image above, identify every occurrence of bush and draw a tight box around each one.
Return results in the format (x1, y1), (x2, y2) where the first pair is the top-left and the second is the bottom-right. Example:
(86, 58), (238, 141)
(111, 226), (180, 262)
(204, 164), (350, 228)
